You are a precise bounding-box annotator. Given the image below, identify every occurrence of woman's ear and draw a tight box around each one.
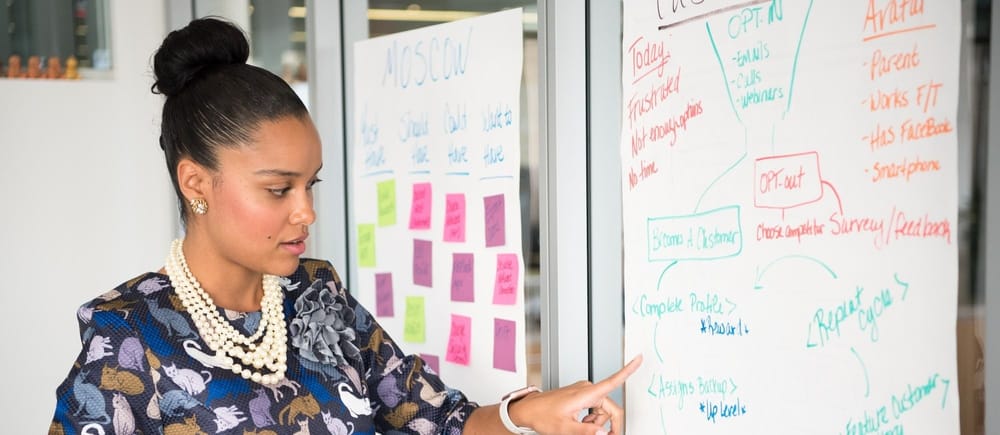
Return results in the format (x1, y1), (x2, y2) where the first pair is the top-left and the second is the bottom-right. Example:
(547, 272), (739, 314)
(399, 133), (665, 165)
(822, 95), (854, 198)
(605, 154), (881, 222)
(176, 158), (211, 202)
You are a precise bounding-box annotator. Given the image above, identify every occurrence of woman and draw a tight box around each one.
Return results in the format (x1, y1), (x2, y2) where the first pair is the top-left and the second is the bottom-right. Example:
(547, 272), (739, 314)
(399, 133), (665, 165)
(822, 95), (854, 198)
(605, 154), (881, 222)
(50, 17), (640, 435)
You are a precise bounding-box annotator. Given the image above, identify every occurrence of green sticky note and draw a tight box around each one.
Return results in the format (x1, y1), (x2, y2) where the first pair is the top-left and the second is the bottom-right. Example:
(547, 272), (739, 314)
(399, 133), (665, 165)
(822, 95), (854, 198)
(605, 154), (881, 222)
(377, 179), (397, 227)
(358, 224), (376, 268)
(404, 296), (425, 343)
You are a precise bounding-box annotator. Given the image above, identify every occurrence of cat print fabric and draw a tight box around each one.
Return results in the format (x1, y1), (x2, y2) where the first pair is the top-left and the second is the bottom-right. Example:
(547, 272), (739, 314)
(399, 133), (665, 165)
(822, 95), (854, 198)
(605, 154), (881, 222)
(50, 259), (476, 434)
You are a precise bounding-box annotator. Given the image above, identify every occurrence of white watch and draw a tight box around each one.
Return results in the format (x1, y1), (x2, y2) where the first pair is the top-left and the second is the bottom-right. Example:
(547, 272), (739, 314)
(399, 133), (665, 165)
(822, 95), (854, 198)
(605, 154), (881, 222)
(499, 385), (541, 434)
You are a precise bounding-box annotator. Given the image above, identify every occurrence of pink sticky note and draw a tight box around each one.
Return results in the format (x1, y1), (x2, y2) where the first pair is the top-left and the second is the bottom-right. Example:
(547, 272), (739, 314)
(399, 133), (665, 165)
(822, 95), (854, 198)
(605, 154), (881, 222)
(375, 273), (394, 317)
(409, 183), (432, 230)
(445, 314), (472, 366)
(444, 193), (466, 242)
(492, 254), (520, 305)
(413, 239), (433, 287)
(484, 194), (506, 247)
(451, 253), (475, 302)
(420, 353), (440, 375)
(493, 318), (517, 372)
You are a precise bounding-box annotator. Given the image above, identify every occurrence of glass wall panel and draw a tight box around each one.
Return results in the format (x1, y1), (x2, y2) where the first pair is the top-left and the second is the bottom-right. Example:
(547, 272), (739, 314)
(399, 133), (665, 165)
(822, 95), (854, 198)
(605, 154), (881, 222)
(250, 0), (308, 108)
(367, 0), (542, 386)
(0, 0), (111, 79)
(193, 1), (310, 107)
(958, 0), (988, 433)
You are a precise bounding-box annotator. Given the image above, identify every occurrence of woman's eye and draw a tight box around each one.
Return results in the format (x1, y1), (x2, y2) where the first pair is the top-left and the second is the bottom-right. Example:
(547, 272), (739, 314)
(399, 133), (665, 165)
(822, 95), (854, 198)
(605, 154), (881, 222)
(268, 187), (291, 197)
(307, 178), (323, 190)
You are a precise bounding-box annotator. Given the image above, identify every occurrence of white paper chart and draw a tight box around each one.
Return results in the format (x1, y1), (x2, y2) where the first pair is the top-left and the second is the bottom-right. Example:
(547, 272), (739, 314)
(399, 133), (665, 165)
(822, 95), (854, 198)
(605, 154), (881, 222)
(351, 9), (527, 403)
(621, 1), (960, 433)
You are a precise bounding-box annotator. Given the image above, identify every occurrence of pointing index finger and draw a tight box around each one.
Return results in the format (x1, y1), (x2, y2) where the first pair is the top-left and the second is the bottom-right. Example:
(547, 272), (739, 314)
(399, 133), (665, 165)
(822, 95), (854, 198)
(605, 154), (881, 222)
(593, 354), (644, 395)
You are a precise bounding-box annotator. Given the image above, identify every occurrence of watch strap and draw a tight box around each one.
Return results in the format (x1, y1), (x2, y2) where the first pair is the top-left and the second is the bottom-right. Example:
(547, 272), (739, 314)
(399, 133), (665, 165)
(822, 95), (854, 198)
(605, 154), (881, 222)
(499, 385), (541, 434)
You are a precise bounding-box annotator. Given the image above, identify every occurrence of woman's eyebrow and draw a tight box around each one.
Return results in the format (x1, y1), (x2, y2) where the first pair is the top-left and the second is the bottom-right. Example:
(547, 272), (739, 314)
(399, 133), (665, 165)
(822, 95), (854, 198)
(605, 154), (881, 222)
(254, 169), (300, 177)
(254, 165), (323, 177)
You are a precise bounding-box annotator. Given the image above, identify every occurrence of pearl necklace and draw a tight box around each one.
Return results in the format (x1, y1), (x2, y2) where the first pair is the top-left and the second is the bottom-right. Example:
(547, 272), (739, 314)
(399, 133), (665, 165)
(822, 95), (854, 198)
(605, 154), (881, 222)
(164, 239), (288, 385)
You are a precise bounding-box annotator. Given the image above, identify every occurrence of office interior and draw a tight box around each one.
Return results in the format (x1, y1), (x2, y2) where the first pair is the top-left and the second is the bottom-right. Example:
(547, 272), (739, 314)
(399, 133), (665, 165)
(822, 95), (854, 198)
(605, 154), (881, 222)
(0, 1), (995, 433)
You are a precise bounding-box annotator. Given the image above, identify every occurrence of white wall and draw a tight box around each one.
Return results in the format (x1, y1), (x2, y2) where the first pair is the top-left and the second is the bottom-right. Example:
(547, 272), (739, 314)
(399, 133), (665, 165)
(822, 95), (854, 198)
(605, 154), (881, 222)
(195, 0), (251, 41)
(0, 1), (172, 430)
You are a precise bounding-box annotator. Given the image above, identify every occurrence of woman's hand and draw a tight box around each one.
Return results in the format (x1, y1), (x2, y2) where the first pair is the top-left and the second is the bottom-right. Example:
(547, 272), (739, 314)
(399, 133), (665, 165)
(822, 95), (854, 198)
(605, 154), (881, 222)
(508, 354), (643, 435)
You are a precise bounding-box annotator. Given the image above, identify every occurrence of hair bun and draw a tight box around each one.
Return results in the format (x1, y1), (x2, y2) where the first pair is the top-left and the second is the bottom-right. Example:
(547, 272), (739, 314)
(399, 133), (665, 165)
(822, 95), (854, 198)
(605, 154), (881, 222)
(152, 17), (250, 97)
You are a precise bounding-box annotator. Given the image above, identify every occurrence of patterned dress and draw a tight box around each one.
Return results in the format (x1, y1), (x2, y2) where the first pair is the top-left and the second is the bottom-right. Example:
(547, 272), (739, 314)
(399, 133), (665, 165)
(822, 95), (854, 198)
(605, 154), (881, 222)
(50, 259), (477, 435)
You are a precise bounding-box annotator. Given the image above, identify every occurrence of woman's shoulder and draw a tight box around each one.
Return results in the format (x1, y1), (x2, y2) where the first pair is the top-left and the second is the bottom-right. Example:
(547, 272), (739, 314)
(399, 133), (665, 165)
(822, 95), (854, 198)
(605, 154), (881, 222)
(77, 272), (172, 321)
(295, 257), (343, 287)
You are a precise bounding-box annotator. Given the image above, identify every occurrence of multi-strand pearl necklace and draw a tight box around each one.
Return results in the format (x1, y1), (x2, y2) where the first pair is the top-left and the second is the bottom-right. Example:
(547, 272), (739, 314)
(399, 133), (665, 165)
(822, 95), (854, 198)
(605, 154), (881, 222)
(164, 239), (288, 385)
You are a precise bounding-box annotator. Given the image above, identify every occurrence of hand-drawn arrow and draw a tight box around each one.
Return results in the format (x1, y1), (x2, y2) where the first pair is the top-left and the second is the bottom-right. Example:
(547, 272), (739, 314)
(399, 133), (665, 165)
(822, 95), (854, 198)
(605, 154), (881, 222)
(821, 180), (845, 216)
(850, 347), (870, 398)
(754, 254), (837, 290)
(656, 260), (680, 291)
(694, 148), (747, 215)
(654, 319), (665, 363)
(784, 0), (815, 116)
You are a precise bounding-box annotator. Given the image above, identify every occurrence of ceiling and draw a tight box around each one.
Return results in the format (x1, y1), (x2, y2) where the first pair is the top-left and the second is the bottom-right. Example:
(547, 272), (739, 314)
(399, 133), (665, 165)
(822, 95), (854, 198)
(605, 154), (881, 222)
(367, 0), (538, 36)
(369, 0), (535, 12)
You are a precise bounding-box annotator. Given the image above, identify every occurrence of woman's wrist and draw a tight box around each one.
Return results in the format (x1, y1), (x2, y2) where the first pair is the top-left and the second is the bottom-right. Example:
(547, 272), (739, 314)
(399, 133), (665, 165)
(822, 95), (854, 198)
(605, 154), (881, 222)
(506, 390), (541, 430)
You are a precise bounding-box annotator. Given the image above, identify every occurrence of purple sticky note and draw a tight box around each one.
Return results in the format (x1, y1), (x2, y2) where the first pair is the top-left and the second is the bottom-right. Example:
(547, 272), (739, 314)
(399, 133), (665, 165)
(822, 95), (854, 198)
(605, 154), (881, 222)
(493, 318), (517, 372)
(375, 273), (394, 317)
(451, 253), (475, 302)
(484, 194), (506, 247)
(446, 314), (472, 366)
(413, 239), (433, 287)
(492, 254), (520, 305)
(444, 193), (466, 242)
(420, 353), (440, 375)
(409, 183), (432, 230)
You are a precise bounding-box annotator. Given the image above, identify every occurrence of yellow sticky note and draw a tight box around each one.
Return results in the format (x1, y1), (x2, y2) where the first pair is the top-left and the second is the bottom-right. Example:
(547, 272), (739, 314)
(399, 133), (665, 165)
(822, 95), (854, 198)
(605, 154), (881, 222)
(404, 296), (425, 343)
(358, 224), (376, 268)
(377, 179), (397, 227)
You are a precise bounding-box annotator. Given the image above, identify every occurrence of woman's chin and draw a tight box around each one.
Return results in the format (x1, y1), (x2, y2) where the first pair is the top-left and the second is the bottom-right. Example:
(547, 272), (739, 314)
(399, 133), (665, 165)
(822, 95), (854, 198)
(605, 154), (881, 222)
(267, 259), (301, 278)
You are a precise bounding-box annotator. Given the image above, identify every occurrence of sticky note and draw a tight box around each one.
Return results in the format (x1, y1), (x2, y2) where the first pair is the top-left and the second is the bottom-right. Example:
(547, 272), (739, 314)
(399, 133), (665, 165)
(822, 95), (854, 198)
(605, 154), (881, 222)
(492, 253), (520, 305)
(375, 273), (394, 317)
(443, 193), (466, 242)
(451, 253), (475, 302)
(409, 182), (432, 230)
(403, 296), (425, 343)
(377, 179), (397, 226)
(493, 318), (517, 372)
(446, 314), (472, 365)
(420, 353), (440, 375)
(358, 224), (376, 268)
(484, 194), (506, 247)
(413, 239), (433, 287)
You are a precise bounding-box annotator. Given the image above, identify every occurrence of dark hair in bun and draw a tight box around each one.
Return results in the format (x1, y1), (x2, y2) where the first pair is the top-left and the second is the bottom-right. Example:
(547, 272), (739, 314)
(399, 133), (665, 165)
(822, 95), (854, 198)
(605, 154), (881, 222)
(152, 17), (308, 224)
(152, 16), (250, 98)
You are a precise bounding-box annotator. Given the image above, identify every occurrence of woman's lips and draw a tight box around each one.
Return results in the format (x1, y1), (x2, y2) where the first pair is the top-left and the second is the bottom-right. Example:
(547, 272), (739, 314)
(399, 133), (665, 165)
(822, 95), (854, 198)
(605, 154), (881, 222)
(281, 240), (306, 255)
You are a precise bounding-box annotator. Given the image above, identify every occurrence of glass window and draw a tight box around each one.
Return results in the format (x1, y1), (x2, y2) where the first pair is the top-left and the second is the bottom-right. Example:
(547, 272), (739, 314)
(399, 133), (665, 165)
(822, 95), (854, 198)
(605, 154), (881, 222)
(958, 0), (988, 432)
(249, 0), (308, 108)
(367, 0), (542, 386)
(0, 0), (111, 79)
(193, 0), (310, 109)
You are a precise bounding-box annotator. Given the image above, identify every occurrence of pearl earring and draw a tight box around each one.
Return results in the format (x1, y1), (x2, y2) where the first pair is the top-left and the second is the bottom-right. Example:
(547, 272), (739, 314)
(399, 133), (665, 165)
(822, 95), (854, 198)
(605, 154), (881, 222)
(189, 198), (208, 215)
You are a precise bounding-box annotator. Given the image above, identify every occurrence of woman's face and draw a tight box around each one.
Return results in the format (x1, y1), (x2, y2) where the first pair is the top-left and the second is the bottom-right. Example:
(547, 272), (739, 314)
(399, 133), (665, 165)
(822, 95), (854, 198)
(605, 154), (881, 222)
(201, 115), (323, 277)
